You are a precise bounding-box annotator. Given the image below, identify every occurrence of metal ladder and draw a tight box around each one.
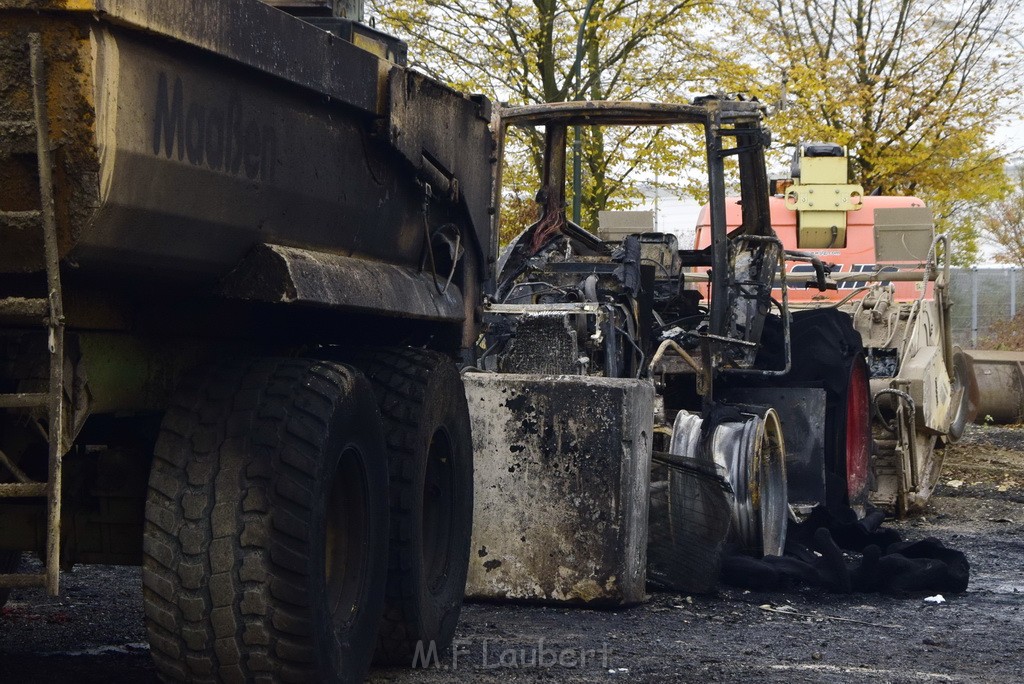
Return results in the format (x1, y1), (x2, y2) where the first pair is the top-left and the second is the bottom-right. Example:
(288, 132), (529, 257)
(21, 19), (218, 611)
(0, 34), (66, 596)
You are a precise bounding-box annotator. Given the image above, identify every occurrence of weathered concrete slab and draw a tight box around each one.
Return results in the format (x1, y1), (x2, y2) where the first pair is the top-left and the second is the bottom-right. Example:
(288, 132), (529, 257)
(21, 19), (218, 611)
(464, 373), (654, 606)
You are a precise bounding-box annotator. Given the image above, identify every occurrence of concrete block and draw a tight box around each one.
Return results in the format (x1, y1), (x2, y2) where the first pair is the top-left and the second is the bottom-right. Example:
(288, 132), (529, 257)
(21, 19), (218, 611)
(463, 373), (654, 606)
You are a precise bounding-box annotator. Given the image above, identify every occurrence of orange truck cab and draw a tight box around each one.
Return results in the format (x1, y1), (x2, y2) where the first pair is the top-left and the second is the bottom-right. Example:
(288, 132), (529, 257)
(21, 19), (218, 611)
(695, 143), (933, 304)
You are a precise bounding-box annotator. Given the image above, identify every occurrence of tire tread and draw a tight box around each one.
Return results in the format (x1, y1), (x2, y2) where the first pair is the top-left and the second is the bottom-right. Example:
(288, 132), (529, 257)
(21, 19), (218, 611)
(143, 358), (380, 682)
(343, 347), (471, 665)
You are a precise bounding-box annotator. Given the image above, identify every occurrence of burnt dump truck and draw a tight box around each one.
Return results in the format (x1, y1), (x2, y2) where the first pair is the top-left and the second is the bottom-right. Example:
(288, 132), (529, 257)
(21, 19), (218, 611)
(0, 0), (492, 680)
(695, 143), (979, 514)
(466, 100), (793, 602)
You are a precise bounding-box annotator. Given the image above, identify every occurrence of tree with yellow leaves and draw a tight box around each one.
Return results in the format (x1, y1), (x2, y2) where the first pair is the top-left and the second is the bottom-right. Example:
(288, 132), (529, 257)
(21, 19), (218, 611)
(367, 0), (719, 241)
(984, 166), (1024, 265)
(713, 0), (1021, 264)
(369, 0), (1020, 261)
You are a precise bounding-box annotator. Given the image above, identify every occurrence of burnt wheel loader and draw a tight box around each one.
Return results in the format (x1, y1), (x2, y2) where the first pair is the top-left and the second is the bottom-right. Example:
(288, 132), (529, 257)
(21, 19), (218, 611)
(0, 0), (492, 680)
(695, 142), (979, 514)
(466, 99), (810, 602)
(465, 100), (957, 603)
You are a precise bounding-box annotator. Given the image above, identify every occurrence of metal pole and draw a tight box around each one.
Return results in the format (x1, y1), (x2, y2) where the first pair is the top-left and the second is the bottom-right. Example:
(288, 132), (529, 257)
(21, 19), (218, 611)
(971, 267), (978, 347)
(30, 33), (65, 597)
(570, 0), (597, 226)
(572, 124), (582, 223)
(1012, 267), (1017, 318)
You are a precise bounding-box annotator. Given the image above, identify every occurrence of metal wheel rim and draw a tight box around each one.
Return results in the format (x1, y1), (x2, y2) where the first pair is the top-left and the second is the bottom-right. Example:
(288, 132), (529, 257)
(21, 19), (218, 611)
(756, 409), (787, 557)
(325, 446), (370, 632)
(422, 426), (456, 595)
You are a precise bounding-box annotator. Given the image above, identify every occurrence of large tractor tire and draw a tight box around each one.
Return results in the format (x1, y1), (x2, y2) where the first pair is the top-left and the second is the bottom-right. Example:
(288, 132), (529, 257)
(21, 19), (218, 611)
(843, 356), (873, 506)
(755, 308), (871, 510)
(143, 359), (390, 683)
(789, 310), (872, 510)
(343, 347), (474, 666)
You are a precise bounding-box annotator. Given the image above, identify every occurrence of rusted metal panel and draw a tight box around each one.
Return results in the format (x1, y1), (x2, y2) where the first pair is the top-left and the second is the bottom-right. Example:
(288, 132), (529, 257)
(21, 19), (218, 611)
(1, 18), (417, 278)
(2, 0), (389, 276)
(91, 26), (417, 282)
(221, 243), (465, 321)
(388, 68), (494, 271)
(0, 13), (98, 273)
(464, 373), (653, 606)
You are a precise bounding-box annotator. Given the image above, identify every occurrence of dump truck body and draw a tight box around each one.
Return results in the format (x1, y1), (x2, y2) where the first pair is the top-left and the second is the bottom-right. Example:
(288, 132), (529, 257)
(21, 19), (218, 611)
(1, 0), (492, 297)
(0, 1), (492, 679)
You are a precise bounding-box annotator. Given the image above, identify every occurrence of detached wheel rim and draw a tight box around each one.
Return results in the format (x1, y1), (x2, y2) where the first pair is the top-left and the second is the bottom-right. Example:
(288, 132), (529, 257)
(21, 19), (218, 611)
(422, 427), (456, 595)
(326, 446), (370, 633)
(757, 409), (788, 557)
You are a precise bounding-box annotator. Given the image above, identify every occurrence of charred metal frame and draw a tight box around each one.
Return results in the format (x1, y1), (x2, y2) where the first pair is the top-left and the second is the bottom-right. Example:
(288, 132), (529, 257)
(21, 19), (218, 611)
(491, 98), (792, 400)
(486, 99), (797, 558)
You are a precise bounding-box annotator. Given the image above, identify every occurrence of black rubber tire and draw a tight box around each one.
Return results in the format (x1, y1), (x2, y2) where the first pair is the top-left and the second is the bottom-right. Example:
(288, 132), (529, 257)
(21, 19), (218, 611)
(142, 358), (390, 683)
(751, 309), (869, 510)
(343, 347), (473, 666)
(793, 311), (870, 510)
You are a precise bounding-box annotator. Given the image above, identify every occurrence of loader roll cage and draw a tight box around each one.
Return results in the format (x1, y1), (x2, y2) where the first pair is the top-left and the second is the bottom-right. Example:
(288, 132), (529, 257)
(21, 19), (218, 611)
(489, 98), (793, 400)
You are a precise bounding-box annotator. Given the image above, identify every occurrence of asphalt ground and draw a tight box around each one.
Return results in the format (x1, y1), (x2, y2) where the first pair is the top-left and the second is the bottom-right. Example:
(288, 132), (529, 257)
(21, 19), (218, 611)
(1, 425), (1021, 683)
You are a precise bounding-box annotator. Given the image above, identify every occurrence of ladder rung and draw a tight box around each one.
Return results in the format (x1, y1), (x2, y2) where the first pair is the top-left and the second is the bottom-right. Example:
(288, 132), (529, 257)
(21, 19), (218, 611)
(0, 210), (43, 230)
(0, 572), (47, 589)
(0, 119), (34, 132)
(0, 119), (36, 153)
(0, 297), (49, 321)
(0, 482), (47, 497)
(0, 392), (49, 409)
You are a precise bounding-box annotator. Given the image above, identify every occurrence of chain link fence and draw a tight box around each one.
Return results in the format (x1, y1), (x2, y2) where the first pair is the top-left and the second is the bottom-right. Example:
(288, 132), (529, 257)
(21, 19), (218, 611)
(949, 267), (1024, 348)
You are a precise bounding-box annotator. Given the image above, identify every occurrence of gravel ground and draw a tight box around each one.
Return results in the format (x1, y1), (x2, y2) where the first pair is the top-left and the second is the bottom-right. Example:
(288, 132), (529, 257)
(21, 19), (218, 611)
(1, 425), (1021, 683)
